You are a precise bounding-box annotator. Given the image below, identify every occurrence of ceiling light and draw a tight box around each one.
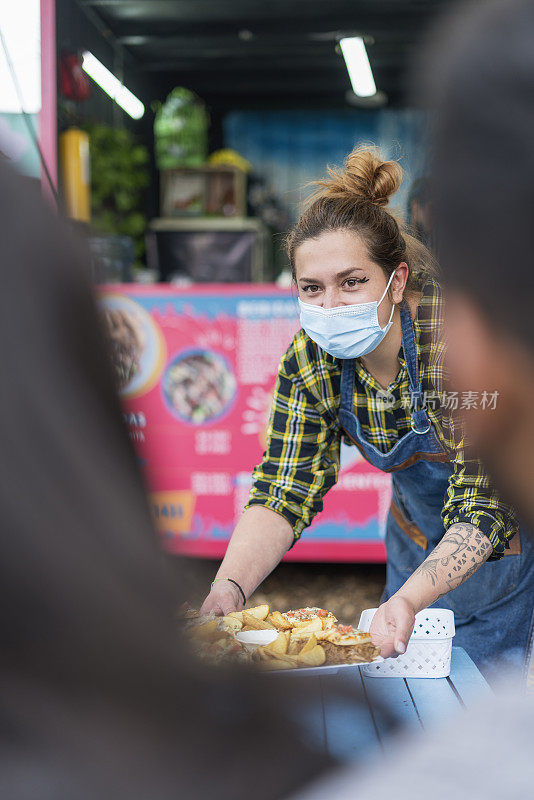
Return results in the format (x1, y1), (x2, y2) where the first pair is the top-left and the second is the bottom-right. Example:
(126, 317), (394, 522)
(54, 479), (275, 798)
(82, 51), (144, 119)
(339, 37), (376, 97)
(345, 89), (387, 108)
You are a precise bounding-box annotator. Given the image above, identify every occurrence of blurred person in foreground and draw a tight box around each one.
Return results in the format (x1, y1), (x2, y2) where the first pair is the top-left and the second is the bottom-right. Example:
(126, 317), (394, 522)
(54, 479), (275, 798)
(0, 159), (340, 798)
(289, 1), (534, 798)
(407, 176), (433, 250)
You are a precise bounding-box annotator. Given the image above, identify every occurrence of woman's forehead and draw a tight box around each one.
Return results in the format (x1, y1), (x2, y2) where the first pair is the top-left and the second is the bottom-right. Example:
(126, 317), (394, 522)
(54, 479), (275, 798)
(294, 230), (375, 275)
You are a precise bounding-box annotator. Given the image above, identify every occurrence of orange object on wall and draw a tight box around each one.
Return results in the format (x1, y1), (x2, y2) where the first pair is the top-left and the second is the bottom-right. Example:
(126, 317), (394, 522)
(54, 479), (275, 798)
(149, 491), (196, 536)
(59, 128), (90, 222)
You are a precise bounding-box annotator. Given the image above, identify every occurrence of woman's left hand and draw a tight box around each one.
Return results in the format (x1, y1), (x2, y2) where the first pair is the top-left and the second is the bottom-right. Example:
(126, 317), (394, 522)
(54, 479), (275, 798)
(369, 595), (416, 658)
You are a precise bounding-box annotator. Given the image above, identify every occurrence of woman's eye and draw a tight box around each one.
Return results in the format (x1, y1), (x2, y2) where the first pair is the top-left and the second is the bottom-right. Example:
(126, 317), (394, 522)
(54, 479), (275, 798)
(302, 284), (320, 293)
(343, 277), (368, 288)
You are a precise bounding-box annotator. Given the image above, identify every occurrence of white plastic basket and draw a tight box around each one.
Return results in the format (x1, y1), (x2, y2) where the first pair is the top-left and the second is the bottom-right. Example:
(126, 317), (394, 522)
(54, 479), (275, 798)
(358, 607), (455, 678)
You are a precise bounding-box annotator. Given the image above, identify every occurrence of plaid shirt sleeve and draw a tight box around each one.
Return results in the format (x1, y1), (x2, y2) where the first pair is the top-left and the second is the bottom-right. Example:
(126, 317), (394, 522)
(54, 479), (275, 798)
(245, 334), (341, 544)
(441, 412), (520, 560)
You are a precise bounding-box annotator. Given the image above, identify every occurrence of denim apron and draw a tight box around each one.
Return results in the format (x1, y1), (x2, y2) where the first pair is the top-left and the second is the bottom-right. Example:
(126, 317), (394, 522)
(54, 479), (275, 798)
(338, 300), (534, 680)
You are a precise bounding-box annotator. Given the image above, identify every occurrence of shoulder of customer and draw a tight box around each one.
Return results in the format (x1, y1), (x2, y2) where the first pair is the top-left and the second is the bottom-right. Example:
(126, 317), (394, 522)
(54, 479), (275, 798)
(288, 685), (534, 800)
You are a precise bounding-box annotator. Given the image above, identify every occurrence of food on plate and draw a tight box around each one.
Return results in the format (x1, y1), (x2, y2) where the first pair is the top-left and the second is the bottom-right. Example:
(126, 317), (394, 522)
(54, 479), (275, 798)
(220, 615), (243, 634)
(228, 604), (272, 630)
(289, 619), (323, 639)
(241, 611), (276, 630)
(247, 607), (378, 671)
(181, 609), (251, 665)
(192, 635), (252, 665)
(297, 646), (326, 667)
(277, 607), (337, 630)
(267, 611), (293, 630)
(287, 638), (301, 655)
(253, 631), (327, 670)
(299, 634), (318, 654)
(190, 619), (222, 642)
(179, 605), (379, 670)
(318, 623), (381, 665)
(228, 604), (269, 623)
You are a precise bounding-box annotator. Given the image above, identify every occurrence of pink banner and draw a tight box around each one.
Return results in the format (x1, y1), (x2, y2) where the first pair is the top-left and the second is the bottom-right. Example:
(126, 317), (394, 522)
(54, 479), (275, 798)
(98, 284), (388, 562)
(40, 0), (57, 199)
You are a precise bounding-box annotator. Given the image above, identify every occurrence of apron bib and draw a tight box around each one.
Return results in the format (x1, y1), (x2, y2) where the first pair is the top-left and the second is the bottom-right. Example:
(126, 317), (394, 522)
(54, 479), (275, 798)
(338, 300), (534, 680)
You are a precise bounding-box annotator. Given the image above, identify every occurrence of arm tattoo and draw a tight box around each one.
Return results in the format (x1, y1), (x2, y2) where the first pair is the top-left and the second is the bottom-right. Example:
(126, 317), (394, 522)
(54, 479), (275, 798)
(412, 523), (492, 598)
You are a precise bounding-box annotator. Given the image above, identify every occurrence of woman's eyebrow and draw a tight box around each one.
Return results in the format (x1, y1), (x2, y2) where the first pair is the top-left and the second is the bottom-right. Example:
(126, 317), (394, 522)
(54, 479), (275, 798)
(298, 267), (363, 283)
(336, 266), (363, 279)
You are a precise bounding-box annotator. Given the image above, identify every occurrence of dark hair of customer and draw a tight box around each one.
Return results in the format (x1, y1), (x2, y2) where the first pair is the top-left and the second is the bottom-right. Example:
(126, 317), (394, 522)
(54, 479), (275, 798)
(424, 0), (534, 344)
(421, 0), (534, 533)
(407, 176), (433, 250)
(0, 161), (346, 799)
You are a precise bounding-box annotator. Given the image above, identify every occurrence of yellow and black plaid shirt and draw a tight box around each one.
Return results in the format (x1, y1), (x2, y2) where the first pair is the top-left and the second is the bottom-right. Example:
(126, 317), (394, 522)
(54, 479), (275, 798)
(247, 276), (518, 559)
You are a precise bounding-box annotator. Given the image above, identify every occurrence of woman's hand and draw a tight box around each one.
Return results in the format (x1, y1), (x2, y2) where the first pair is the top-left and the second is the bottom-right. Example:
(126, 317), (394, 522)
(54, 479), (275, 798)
(200, 580), (243, 616)
(369, 595), (416, 658)
(370, 525), (492, 657)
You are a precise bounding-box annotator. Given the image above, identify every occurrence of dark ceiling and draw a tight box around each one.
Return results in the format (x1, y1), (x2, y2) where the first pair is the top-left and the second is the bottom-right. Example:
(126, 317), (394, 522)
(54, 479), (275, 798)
(78, 0), (455, 110)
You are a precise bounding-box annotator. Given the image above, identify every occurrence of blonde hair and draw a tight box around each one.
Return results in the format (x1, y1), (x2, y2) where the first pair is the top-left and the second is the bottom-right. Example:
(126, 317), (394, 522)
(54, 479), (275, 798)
(286, 145), (436, 289)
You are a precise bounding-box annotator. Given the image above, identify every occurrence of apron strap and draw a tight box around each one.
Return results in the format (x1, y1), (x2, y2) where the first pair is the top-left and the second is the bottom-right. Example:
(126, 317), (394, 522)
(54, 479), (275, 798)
(340, 357), (356, 412)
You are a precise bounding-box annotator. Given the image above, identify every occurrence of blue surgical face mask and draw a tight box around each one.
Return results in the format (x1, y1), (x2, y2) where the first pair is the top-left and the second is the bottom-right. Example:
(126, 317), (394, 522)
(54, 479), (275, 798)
(298, 271), (396, 359)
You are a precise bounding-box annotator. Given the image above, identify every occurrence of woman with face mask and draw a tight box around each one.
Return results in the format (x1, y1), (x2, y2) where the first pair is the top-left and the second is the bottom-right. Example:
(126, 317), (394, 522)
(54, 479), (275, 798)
(201, 146), (534, 679)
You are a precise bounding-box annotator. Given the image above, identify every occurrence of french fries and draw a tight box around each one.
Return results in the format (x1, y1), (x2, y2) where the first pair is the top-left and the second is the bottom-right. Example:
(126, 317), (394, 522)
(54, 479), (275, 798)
(263, 632), (290, 656)
(242, 611), (276, 630)
(267, 611), (293, 630)
(221, 616), (243, 634)
(246, 606), (377, 670)
(298, 634), (318, 655)
(298, 646), (326, 667)
(289, 619), (322, 639)
(261, 657), (298, 670)
(287, 639), (301, 656)
(228, 604), (269, 624)
(249, 604), (270, 620)
(255, 634), (326, 671)
(183, 602), (377, 671)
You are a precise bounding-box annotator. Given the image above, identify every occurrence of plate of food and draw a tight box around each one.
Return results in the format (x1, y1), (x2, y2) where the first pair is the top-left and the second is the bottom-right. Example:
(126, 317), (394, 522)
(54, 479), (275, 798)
(181, 604), (382, 674)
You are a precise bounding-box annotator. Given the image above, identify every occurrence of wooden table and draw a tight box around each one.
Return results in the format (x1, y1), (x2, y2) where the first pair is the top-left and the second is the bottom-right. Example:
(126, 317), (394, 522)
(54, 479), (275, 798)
(292, 647), (491, 761)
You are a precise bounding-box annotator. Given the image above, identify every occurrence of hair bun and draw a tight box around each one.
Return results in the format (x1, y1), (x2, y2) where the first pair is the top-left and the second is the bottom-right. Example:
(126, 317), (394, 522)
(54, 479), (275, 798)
(314, 145), (403, 207)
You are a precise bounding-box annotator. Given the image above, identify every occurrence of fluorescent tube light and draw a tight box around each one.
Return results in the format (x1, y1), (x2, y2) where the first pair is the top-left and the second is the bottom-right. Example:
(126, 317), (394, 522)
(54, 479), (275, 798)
(82, 51), (144, 120)
(339, 37), (376, 98)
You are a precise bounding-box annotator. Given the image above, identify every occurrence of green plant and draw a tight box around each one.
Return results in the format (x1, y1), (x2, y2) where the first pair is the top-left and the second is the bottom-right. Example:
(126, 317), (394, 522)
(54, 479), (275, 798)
(152, 87), (208, 170)
(86, 124), (150, 263)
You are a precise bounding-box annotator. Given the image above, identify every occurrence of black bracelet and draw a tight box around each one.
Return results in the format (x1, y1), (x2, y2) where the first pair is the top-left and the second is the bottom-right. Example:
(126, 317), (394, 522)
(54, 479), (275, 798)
(226, 578), (246, 607)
